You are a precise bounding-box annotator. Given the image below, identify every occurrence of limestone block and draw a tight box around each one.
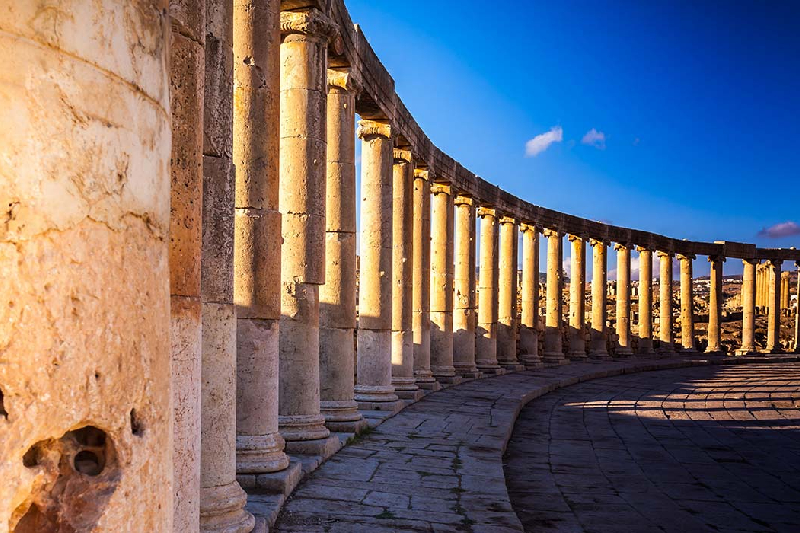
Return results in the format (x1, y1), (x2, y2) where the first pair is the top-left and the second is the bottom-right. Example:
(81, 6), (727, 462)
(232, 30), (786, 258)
(170, 0), (206, 44)
(320, 231), (357, 328)
(202, 155), (235, 304)
(203, 27), (234, 159)
(234, 208), (282, 319)
(237, 319), (280, 438)
(319, 327), (356, 402)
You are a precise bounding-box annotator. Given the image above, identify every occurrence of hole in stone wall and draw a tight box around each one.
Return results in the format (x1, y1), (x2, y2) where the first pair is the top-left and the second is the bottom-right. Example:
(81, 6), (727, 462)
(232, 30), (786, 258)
(74, 450), (103, 476)
(0, 388), (7, 419)
(72, 425), (106, 447)
(130, 409), (144, 437)
(22, 444), (40, 468)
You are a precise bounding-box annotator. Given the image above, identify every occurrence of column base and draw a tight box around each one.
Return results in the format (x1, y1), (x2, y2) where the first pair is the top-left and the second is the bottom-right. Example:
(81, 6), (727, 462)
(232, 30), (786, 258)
(432, 366), (462, 385)
(320, 400), (366, 433)
(434, 373), (463, 386)
(236, 433), (290, 474)
(283, 434), (341, 458)
(200, 481), (255, 533)
(476, 361), (507, 375)
(567, 351), (588, 361)
(615, 347), (634, 357)
(237, 459), (302, 495)
(454, 363), (482, 377)
(396, 388), (426, 402)
(357, 398), (405, 413)
(734, 347), (755, 356)
(519, 353), (543, 369)
(588, 350), (610, 360)
(414, 369), (441, 390)
(279, 413), (331, 442)
(542, 352), (569, 366)
(354, 384), (399, 403)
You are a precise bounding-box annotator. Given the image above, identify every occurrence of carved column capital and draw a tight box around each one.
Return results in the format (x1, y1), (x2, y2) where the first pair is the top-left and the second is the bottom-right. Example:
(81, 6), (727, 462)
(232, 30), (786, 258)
(499, 215), (517, 226)
(743, 258), (759, 266)
(766, 259), (783, 269)
(280, 9), (339, 42)
(569, 234), (587, 243)
(357, 120), (392, 140)
(543, 228), (562, 239)
(393, 148), (413, 164)
(677, 253), (696, 262)
(413, 168), (430, 181)
(614, 242), (631, 252)
(657, 251), (674, 259)
(454, 194), (474, 207)
(635, 246), (653, 253)
(328, 68), (360, 94)
(477, 206), (497, 219)
(520, 223), (539, 234)
(707, 255), (726, 264)
(430, 183), (452, 196)
(589, 238), (607, 248)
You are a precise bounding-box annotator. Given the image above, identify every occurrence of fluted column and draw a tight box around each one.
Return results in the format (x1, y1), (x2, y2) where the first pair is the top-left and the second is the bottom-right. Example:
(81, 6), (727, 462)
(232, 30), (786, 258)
(391, 149), (422, 399)
(589, 240), (610, 359)
(543, 229), (567, 365)
(412, 170), (438, 390)
(476, 207), (504, 374)
(430, 183), (461, 385)
(278, 9), (337, 454)
(615, 243), (633, 356)
(637, 247), (655, 355)
(355, 120), (403, 411)
(454, 195), (481, 377)
(233, 0), (289, 479)
(737, 259), (757, 355)
(707, 255), (724, 354)
(567, 235), (587, 360)
(319, 69), (365, 432)
(201, 1), (253, 529)
(658, 252), (675, 355)
(678, 253), (696, 352)
(766, 260), (783, 353)
(498, 216), (522, 369)
(520, 224), (543, 367)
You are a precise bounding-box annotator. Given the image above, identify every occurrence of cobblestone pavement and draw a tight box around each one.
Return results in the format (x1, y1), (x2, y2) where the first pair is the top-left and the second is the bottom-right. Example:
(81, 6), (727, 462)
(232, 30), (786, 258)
(506, 363), (800, 533)
(272, 357), (799, 533)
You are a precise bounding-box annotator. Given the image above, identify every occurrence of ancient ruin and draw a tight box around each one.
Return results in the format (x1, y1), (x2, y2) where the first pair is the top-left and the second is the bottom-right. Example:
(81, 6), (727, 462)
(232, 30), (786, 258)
(1, 0), (798, 532)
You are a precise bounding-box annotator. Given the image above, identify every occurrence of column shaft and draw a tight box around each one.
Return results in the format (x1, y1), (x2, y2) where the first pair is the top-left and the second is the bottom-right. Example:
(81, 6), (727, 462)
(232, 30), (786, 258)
(233, 0), (289, 476)
(391, 150), (421, 398)
(355, 120), (402, 410)
(589, 240), (610, 358)
(707, 256), (724, 353)
(658, 253), (675, 354)
(412, 170), (438, 389)
(795, 264), (800, 353)
(0, 3), (172, 528)
(278, 9), (335, 449)
(520, 225), (543, 367)
(476, 208), (503, 373)
(568, 236), (587, 360)
(201, 1), (253, 529)
(543, 229), (567, 365)
(454, 196), (480, 377)
(637, 248), (654, 354)
(678, 254), (696, 352)
(319, 70), (365, 432)
(498, 217), (521, 368)
(615, 244), (633, 356)
(738, 259), (757, 355)
(766, 260), (783, 352)
(430, 184), (460, 384)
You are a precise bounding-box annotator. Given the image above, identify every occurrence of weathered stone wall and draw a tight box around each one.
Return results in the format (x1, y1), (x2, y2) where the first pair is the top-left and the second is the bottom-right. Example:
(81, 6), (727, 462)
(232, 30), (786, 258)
(0, 1), (172, 531)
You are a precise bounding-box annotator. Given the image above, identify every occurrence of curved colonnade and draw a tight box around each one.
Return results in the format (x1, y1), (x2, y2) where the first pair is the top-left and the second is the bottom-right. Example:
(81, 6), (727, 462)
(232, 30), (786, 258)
(1, 0), (798, 532)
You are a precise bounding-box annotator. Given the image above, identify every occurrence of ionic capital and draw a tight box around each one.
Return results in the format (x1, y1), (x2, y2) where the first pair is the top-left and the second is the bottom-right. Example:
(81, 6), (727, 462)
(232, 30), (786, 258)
(677, 253), (696, 262)
(520, 223), (539, 234)
(614, 242), (631, 252)
(393, 148), (413, 164)
(657, 251), (674, 259)
(413, 169), (430, 181)
(430, 183), (452, 196)
(568, 234), (587, 243)
(280, 9), (339, 41)
(499, 215), (517, 226)
(477, 206), (497, 219)
(327, 69), (359, 94)
(543, 228), (563, 239)
(707, 255), (726, 264)
(357, 120), (391, 140)
(454, 194), (474, 207)
(742, 258), (759, 266)
(635, 246), (653, 253)
(766, 259), (783, 269)
(589, 238), (607, 248)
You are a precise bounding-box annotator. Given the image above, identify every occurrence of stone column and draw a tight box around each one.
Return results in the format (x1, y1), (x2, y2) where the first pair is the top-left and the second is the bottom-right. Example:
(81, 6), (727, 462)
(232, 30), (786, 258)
(795, 262), (800, 353)
(706, 255), (725, 354)
(615, 243), (633, 357)
(737, 259), (757, 355)
(201, 1), (253, 530)
(412, 170), (439, 390)
(476, 207), (505, 374)
(568, 235), (588, 360)
(355, 120), (403, 411)
(498, 216), (522, 370)
(766, 260), (783, 353)
(278, 8), (338, 455)
(657, 252), (675, 355)
(233, 0), (290, 482)
(520, 225), (543, 367)
(637, 248), (655, 355)
(543, 229), (567, 365)
(678, 254), (696, 352)
(781, 272), (791, 310)
(757, 263), (766, 312)
(430, 184), (461, 385)
(319, 70), (366, 432)
(1, 3), (172, 529)
(391, 149), (423, 400)
(169, 0), (205, 527)
(454, 195), (481, 378)
(589, 240), (610, 359)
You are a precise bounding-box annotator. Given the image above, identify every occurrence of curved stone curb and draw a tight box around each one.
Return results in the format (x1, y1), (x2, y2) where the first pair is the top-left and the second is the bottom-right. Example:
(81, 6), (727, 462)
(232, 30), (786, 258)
(270, 355), (799, 532)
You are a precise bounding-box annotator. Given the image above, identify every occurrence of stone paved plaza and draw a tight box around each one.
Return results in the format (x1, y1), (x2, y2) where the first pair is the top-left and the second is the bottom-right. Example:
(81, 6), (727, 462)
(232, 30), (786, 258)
(270, 357), (799, 532)
(507, 363), (800, 533)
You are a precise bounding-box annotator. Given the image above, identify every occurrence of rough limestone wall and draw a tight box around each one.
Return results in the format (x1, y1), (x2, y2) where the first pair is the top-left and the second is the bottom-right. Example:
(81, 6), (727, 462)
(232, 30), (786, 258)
(0, 1), (173, 532)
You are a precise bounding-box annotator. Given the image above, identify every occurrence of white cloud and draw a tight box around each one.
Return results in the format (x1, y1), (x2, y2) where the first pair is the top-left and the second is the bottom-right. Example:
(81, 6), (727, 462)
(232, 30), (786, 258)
(525, 126), (563, 157)
(581, 128), (606, 150)
(758, 221), (800, 239)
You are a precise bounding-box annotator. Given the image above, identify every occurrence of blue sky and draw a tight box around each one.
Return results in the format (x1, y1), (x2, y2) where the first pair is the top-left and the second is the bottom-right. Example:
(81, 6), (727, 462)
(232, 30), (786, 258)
(347, 0), (800, 277)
